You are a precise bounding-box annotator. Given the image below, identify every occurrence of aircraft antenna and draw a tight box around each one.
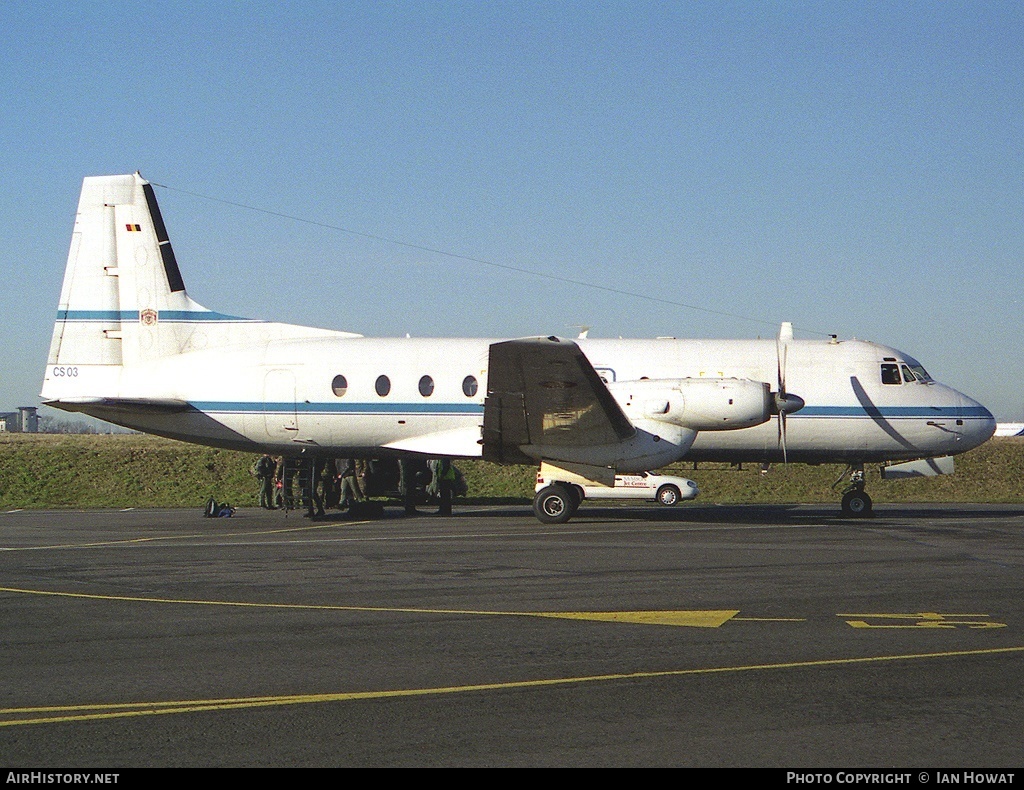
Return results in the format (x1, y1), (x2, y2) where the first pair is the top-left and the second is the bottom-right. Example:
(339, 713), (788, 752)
(150, 181), (836, 338)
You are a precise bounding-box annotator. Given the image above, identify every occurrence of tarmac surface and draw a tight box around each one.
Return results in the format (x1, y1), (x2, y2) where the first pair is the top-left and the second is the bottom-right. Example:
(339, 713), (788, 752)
(2, 502), (1023, 768)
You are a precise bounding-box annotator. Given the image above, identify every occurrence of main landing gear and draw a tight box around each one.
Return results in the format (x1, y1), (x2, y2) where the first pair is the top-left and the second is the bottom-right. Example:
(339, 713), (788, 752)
(838, 466), (873, 518)
(533, 484), (582, 524)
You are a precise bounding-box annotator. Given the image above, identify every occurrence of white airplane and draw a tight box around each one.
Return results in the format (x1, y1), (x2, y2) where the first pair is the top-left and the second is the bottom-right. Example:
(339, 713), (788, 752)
(995, 423), (1024, 437)
(42, 173), (996, 522)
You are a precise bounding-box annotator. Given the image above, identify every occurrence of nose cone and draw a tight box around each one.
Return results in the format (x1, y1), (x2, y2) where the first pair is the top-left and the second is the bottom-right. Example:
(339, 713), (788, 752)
(958, 393), (996, 452)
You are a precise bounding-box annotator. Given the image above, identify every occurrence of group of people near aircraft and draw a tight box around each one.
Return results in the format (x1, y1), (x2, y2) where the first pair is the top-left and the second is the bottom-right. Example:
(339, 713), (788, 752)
(251, 455), (466, 518)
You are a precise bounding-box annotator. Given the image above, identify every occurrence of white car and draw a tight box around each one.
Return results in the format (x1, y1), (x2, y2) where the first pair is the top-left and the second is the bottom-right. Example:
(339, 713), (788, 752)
(535, 471), (699, 507)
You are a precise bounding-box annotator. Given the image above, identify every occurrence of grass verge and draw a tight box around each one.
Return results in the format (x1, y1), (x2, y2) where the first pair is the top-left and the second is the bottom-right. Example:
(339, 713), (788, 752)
(0, 433), (1020, 510)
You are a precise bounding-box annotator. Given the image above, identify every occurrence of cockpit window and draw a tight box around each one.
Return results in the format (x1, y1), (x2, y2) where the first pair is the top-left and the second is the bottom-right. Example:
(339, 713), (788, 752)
(908, 364), (932, 382)
(901, 365), (916, 383)
(881, 364), (901, 385)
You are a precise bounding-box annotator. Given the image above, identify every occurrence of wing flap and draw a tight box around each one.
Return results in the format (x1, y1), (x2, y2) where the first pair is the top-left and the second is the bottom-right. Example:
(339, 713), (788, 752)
(483, 337), (634, 463)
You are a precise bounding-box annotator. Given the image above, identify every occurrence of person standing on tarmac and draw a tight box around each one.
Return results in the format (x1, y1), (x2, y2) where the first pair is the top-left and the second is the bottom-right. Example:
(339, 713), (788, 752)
(322, 458), (341, 509)
(399, 458), (420, 515)
(428, 458), (456, 516)
(299, 457), (326, 518)
(252, 454), (277, 509)
(277, 456), (296, 510)
(339, 459), (365, 509)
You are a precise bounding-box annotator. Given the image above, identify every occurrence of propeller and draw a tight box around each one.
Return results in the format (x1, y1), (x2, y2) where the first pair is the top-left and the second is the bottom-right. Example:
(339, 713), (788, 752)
(771, 323), (805, 463)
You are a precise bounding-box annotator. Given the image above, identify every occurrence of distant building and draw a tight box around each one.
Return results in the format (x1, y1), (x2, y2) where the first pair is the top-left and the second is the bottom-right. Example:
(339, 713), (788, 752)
(0, 407), (40, 433)
(18, 407), (39, 433)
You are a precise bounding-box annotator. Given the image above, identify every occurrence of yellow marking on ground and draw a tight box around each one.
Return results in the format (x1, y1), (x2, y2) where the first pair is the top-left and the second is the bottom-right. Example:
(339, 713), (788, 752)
(838, 612), (992, 619)
(838, 613), (1007, 629)
(221, 520), (367, 537)
(0, 587), (739, 628)
(0, 586), (491, 614)
(3, 645), (1022, 728)
(0, 519), (368, 551)
(533, 610), (740, 627)
(733, 617), (807, 622)
(3, 535), (208, 551)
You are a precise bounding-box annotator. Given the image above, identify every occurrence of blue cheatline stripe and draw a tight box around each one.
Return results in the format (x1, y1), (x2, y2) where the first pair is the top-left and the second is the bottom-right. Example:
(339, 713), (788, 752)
(190, 401), (485, 416)
(56, 310), (260, 323)
(158, 311), (260, 322)
(186, 401), (985, 420)
(56, 310), (135, 321)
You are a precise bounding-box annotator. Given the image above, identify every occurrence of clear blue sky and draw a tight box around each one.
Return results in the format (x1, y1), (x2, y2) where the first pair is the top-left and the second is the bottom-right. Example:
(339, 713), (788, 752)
(2, 1), (1022, 419)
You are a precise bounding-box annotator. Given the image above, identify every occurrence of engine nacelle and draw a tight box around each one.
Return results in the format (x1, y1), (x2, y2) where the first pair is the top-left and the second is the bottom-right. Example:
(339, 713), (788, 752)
(609, 377), (771, 431)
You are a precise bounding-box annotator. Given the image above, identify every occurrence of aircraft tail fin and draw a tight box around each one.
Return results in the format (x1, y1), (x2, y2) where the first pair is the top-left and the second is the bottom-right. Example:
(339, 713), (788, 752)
(46, 172), (215, 371)
(43, 173), (360, 406)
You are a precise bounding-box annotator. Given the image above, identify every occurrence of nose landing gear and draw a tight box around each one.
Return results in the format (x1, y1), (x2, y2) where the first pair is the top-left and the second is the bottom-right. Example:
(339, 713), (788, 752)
(838, 466), (873, 517)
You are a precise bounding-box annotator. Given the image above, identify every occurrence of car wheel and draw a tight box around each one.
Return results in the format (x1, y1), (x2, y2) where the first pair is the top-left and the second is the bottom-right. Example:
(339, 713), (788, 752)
(533, 485), (575, 524)
(656, 485), (680, 506)
(841, 490), (873, 517)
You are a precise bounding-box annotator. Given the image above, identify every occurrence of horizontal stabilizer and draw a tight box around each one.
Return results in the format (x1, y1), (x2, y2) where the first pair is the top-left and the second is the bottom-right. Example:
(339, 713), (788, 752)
(45, 397), (191, 414)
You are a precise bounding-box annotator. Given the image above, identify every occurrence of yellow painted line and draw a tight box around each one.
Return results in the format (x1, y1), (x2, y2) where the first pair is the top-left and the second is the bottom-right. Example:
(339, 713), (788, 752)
(222, 520), (368, 537)
(0, 519), (370, 551)
(0, 587), (741, 627)
(0, 586), (501, 615)
(3, 645), (1022, 728)
(2, 535), (208, 551)
(533, 610), (740, 627)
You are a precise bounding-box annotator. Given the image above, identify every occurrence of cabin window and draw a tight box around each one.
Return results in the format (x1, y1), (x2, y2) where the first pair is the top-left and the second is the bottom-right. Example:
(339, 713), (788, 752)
(881, 364), (901, 385)
(462, 375), (478, 397)
(375, 375), (391, 396)
(418, 375), (434, 397)
(331, 375), (348, 397)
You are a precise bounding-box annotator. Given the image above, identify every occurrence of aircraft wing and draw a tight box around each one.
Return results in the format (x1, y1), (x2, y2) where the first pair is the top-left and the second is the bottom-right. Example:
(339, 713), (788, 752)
(482, 337), (635, 463)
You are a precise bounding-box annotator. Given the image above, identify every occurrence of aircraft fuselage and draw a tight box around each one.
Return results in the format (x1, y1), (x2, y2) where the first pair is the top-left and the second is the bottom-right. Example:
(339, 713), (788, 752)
(47, 333), (993, 465)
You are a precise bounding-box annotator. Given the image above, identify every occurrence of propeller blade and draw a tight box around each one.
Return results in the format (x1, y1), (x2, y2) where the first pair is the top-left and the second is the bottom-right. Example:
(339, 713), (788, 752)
(776, 333), (787, 463)
(773, 328), (801, 464)
(780, 410), (788, 464)
(778, 338), (787, 396)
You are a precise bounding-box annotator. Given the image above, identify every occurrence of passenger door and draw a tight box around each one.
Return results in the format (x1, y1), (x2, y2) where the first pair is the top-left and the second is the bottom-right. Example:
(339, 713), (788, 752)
(263, 369), (299, 438)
